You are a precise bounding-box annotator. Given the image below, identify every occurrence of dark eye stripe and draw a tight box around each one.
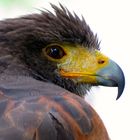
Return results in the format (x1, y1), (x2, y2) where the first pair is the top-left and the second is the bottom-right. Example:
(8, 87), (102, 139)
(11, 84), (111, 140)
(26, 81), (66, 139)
(45, 45), (66, 59)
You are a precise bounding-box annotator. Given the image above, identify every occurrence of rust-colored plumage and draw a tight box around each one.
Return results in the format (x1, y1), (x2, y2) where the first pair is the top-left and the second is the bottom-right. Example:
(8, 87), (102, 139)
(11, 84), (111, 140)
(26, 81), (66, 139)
(0, 4), (124, 140)
(0, 76), (109, 140)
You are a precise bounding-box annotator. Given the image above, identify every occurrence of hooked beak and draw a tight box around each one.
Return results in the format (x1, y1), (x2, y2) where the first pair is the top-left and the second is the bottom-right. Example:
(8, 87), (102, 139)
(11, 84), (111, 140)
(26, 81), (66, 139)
(59, 48), (125, 99)
(96, 59), (125, 99)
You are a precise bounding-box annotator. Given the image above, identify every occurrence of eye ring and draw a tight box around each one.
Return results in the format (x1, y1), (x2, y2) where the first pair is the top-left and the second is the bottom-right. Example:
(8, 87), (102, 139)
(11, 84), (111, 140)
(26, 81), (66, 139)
(44, 44), (66, 60)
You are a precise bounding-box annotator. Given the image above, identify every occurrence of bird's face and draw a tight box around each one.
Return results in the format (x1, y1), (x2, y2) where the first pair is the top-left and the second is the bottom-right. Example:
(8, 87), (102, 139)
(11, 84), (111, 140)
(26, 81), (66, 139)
(40, 42), (125, 99)
(42, 43), (108, 83)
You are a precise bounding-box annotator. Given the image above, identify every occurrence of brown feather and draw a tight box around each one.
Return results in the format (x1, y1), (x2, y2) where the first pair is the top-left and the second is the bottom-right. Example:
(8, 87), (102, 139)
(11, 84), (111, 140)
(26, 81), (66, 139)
(0, 76), (109, 140)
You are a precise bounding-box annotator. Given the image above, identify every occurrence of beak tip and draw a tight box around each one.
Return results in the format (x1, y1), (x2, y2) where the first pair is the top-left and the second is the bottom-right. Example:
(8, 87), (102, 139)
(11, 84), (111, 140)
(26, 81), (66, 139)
(116, 95), (120, 100)
(116, 94), (123, 100)
(116, 73), (125, 100)
(116, 87), (125, 100)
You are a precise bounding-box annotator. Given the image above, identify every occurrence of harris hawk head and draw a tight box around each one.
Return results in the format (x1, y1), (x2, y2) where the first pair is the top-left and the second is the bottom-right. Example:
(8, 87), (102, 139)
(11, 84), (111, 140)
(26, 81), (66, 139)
(0, 4), (125, 140)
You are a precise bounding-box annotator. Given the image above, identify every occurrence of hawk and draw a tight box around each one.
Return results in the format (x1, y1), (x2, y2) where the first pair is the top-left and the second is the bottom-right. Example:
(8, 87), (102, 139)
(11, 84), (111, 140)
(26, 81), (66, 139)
(0, 4), (125, 140)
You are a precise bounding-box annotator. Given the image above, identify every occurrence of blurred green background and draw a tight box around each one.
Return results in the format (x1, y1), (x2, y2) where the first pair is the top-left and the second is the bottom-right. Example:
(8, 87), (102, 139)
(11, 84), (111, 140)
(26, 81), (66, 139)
(0, 0), (36, 19)
(0, 0), (55, 19)
(0, 0), (35, 7)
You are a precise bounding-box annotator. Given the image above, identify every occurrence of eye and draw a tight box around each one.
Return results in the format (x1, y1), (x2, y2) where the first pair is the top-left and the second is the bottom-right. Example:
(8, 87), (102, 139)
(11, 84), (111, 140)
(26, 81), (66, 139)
(44, 45), (66, 59)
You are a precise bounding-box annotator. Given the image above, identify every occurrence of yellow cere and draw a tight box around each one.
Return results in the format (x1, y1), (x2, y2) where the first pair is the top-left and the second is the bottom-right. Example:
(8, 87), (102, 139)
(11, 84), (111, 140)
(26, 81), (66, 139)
(43, 43), (109, 84)
(55, 43), (109, 84)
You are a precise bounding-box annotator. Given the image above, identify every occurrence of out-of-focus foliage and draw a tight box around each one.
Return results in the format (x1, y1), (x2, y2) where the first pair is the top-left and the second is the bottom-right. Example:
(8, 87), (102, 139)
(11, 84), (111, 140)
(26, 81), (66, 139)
(0, 0), (41, 19)
(0, 0), (36, 8)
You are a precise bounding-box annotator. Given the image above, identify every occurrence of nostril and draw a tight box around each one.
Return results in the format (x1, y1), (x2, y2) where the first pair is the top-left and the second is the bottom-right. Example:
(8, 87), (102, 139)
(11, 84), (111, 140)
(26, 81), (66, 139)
(98, 59), (105, 64)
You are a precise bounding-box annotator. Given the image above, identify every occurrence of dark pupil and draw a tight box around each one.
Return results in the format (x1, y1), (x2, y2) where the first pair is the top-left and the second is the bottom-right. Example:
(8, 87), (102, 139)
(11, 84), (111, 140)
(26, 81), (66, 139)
(48, 46), (64, 59)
